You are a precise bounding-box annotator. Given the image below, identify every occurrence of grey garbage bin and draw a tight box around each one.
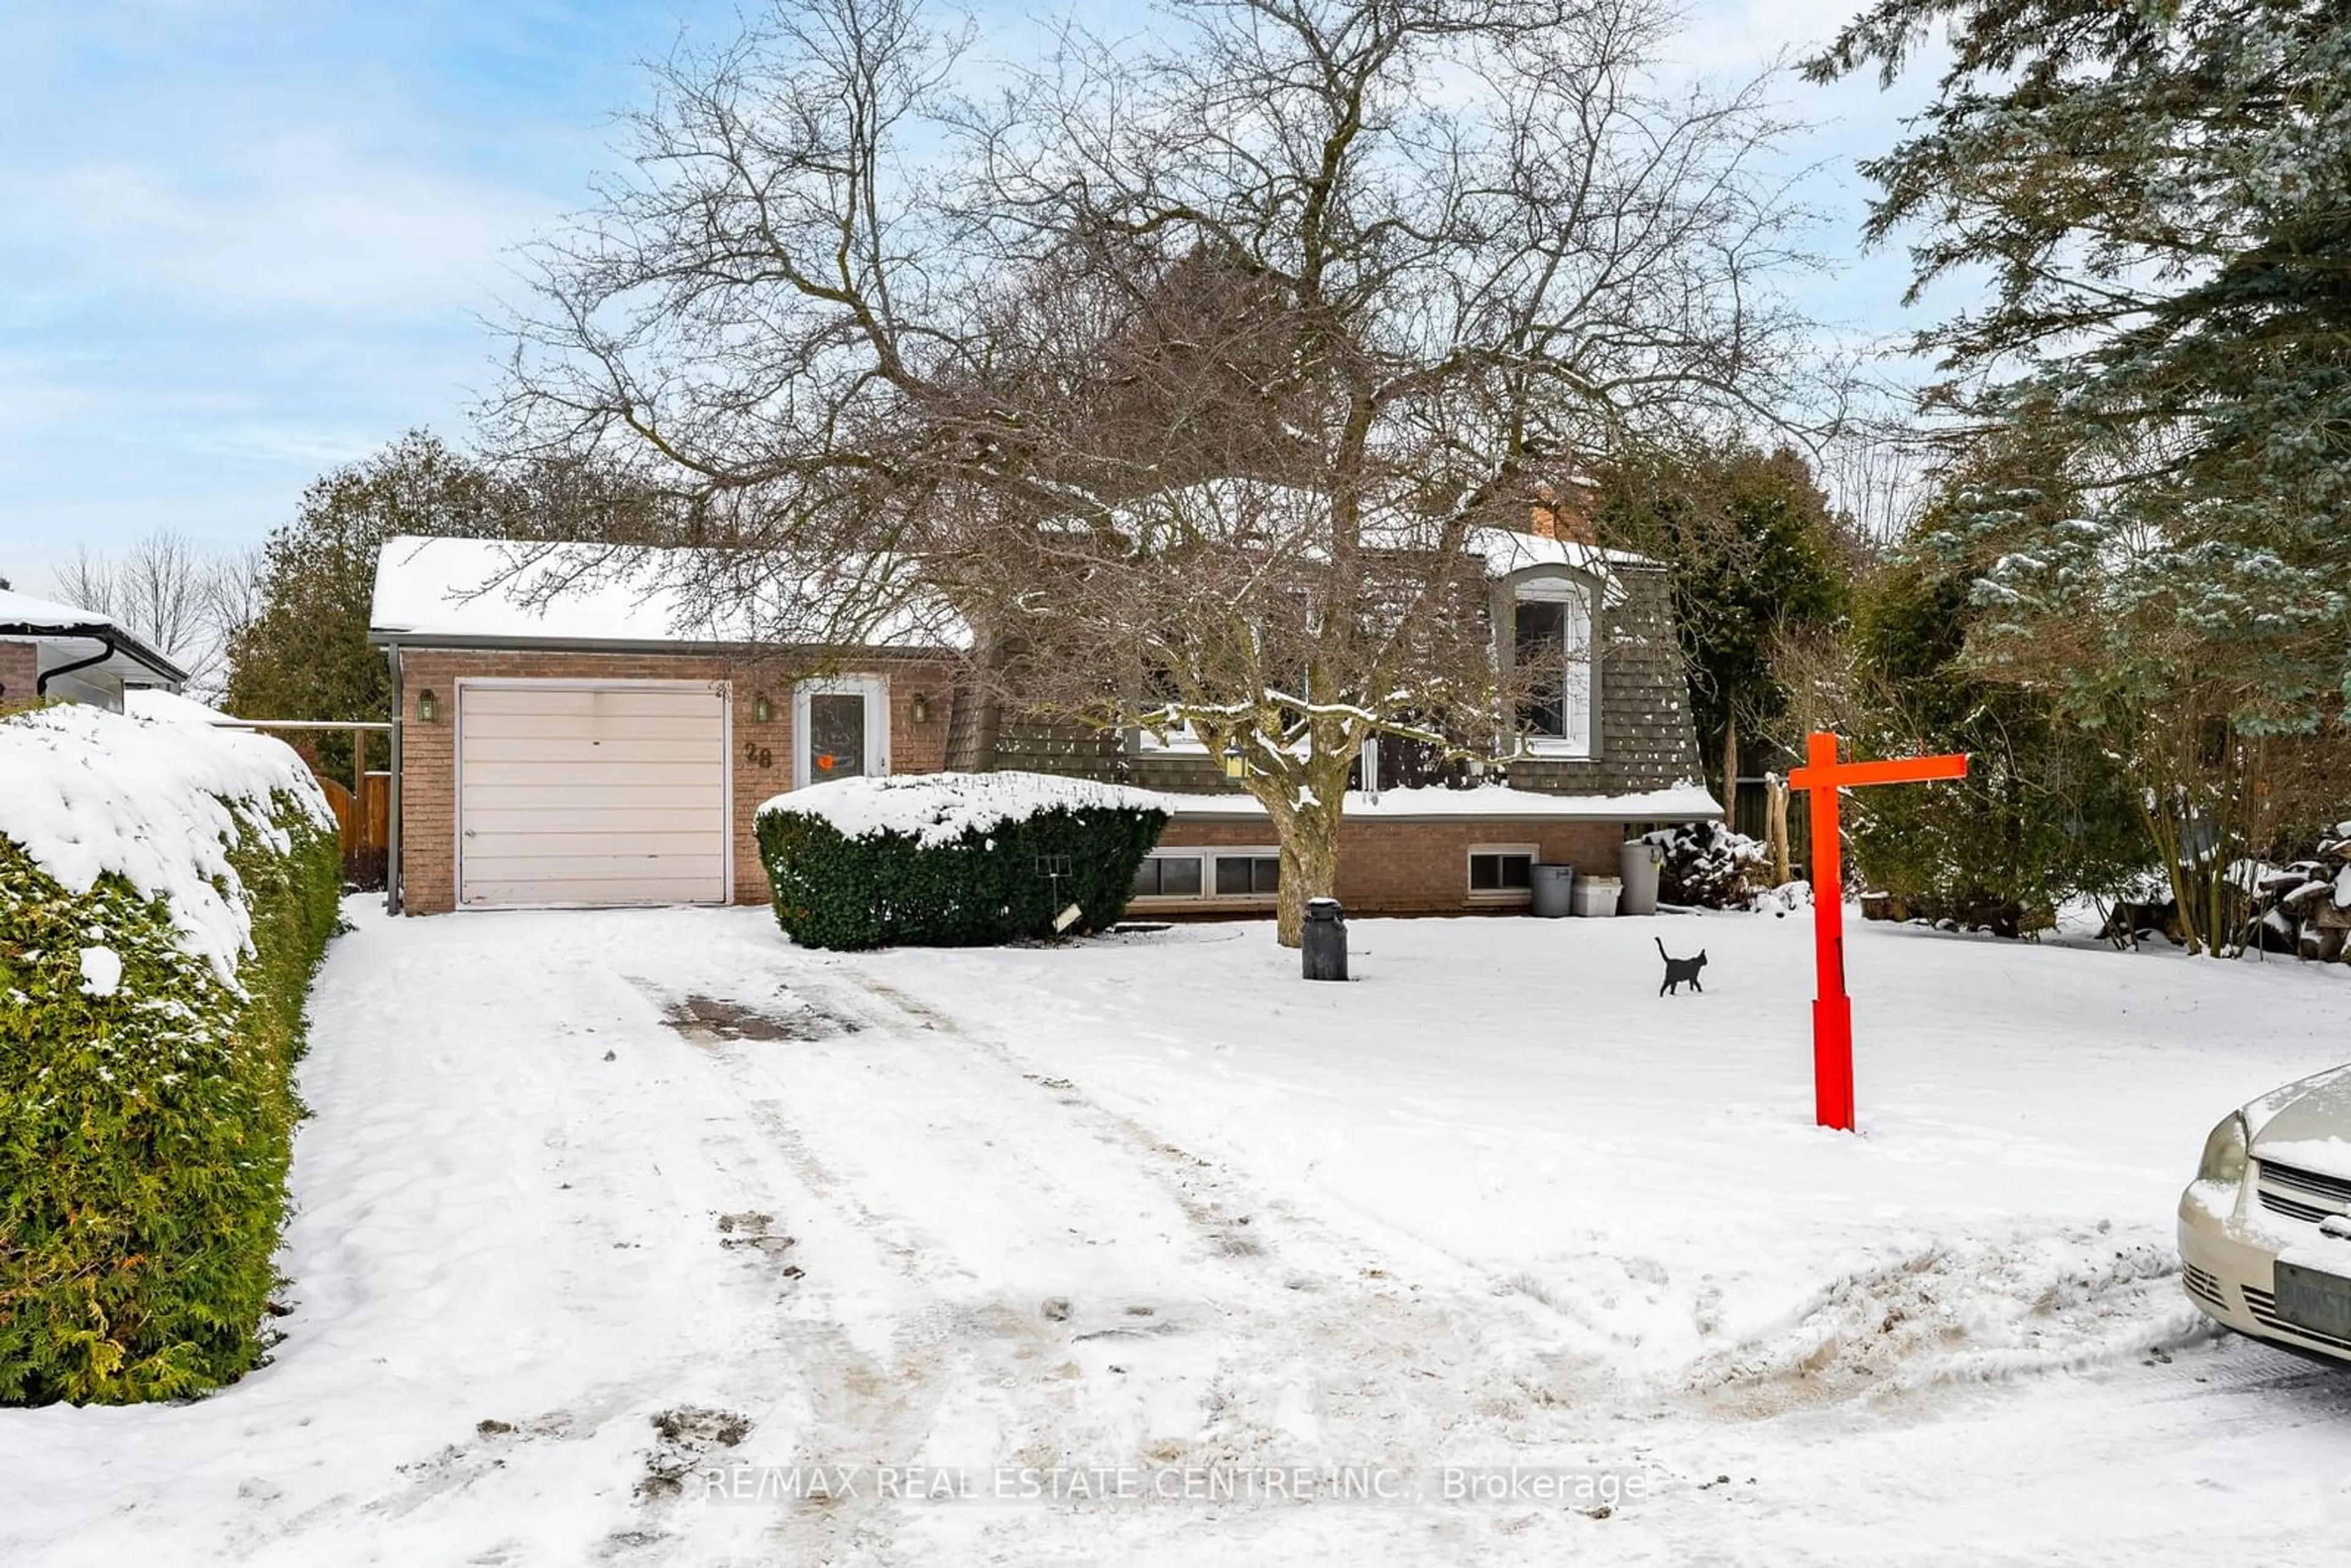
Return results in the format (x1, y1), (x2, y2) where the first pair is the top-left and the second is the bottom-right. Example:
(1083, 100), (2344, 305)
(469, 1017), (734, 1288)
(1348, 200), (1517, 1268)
(1531, 863), (1575, 918)
(1618, 839), (1663, 916)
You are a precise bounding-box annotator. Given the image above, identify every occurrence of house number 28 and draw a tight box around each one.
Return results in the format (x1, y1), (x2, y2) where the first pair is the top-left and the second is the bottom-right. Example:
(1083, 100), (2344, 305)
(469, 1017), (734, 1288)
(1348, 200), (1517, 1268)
(744, 741), (774, 768)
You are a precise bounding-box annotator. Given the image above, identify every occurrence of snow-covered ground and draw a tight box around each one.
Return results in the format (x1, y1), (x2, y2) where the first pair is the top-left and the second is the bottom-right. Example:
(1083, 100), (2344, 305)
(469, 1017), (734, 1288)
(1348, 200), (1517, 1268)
(7, 901), (2351, 1565)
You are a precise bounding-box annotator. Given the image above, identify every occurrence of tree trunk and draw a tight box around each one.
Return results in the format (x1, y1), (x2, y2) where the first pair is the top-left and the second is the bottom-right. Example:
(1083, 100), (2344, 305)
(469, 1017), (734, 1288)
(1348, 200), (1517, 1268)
(1766, 772), (1790, 884)
(1259, 754), (1350, 948)
(1720, 711), (1739, 831)
(1275, 825), (1341, 948)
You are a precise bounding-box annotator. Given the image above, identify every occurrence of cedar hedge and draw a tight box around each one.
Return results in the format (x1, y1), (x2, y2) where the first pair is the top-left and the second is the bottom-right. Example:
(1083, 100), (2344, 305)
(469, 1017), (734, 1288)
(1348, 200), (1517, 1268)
(0, 792), (340, 1406)
(757, 787), (1168, 951)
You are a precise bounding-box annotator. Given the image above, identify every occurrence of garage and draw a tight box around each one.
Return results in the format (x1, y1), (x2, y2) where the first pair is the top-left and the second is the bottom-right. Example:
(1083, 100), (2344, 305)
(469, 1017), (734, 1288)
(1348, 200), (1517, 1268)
(456, 680), (730, 908)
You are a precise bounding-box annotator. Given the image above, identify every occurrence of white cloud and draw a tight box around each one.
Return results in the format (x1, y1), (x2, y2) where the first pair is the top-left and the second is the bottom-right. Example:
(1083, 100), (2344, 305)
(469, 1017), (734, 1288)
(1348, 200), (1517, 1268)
(18, 140), (553, 318)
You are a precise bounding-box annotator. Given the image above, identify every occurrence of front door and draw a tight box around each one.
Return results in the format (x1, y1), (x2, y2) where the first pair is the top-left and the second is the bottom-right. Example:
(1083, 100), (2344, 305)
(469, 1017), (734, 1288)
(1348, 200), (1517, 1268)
(793, 677), (889, 788)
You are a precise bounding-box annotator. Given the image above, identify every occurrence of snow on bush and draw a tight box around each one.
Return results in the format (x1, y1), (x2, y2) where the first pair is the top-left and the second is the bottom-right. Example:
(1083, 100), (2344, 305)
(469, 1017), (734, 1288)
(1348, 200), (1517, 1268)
(0, 703), (332, 983)
(756, 771), (1170, 950)
(759, 771), (1171, 848)
(1, 705), (342, 1405)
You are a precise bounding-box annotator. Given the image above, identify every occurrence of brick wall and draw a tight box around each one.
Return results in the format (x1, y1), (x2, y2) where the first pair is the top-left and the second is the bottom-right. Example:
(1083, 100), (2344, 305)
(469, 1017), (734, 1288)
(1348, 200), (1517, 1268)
(1155, 816), (1624, 915)
(0, 640), (36, 711)
(393, 647), (959, 914)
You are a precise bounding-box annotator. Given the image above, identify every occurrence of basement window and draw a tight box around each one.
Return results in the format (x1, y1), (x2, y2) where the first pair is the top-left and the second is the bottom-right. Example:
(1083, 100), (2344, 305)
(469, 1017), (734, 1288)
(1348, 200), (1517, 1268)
(1215, 855), (1283, 896)
(1130, 848), (1280, 903)
(1468, 845), (1538, 901)
(1130, 854), (1204, 898)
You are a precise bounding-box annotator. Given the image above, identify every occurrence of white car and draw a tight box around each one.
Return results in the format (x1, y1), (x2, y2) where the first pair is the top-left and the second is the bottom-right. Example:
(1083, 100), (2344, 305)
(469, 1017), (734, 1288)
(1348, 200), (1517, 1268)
(2179, 1065), (2351, 1360)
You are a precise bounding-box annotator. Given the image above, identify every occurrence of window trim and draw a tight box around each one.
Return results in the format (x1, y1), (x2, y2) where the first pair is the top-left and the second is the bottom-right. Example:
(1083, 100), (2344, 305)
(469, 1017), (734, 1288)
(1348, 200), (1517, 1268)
(1466, 842), (1541, 904)
(792, 675), (890, 789)
(1128, 845), (1283, 906)
(1507, 573), (1596, 760)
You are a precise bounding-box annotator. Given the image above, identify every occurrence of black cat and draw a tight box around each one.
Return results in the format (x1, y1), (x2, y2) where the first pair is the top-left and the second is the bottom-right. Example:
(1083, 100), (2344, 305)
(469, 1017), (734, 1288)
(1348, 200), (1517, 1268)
(1655, 937), (1707, 996)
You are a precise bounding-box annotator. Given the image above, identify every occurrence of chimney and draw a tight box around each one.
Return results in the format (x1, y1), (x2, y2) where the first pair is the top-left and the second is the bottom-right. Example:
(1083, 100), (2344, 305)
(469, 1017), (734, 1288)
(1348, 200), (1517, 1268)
(1526, 480), (1598, 546)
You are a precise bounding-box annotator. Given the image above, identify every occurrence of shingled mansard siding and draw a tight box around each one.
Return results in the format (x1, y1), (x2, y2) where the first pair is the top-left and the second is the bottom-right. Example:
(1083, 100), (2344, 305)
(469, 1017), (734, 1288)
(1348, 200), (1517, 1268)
(1505, 563), (1703, 796)
(950, 561), (1703, 800)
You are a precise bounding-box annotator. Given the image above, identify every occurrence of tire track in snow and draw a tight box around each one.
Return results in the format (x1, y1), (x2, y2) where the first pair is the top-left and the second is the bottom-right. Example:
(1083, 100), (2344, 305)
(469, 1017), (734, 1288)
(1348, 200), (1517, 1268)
(614, 956), (1641, 1561)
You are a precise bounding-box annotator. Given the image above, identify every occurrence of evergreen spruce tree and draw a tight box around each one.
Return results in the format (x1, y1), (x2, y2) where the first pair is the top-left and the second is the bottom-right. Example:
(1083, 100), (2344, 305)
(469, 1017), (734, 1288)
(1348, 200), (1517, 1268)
(1595, 443), (1855, 803)
(1812, 0), (2351, 950)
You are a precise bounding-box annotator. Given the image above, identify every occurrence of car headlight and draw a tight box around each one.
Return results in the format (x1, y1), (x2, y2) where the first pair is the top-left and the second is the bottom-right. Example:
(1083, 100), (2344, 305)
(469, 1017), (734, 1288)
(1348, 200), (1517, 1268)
(2198, 1111), (2249, 1185)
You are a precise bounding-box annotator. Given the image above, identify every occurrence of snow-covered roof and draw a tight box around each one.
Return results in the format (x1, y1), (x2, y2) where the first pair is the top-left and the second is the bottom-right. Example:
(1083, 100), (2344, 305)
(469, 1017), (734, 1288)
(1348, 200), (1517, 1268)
(1465, 526), (1648, 579)
(1161, 782), (1722, 822)
(0, 586), (117, 633)
(1090, 478), (1649, 599)
(757, 771), (1171, 846)
(0, 587), (188, 684)
(369, 536), (970, 653)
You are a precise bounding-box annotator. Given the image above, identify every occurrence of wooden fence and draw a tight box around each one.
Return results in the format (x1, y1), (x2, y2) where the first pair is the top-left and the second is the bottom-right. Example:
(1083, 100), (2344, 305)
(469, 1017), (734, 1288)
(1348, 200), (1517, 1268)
(312, 770), (391, 888)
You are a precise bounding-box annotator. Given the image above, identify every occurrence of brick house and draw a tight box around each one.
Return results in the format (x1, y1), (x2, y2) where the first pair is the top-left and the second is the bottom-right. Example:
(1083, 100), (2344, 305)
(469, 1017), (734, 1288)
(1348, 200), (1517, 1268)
(1, 588), (187, 712)
(369, 526), (1718, 917)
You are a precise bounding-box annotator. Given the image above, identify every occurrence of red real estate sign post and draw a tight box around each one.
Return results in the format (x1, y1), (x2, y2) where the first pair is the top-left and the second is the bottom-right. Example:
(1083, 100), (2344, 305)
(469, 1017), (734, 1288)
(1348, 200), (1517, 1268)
(1785, 732), (1968, 1132)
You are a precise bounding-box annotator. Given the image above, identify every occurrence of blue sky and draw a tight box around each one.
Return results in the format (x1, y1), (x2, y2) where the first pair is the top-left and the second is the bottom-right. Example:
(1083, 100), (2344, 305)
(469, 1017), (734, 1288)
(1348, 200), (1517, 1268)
(0, 0), (1933, 595)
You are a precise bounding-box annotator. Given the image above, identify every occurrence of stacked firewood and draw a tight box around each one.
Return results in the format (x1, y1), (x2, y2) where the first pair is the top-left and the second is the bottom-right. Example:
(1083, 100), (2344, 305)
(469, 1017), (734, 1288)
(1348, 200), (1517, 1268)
(2244, 831), (2351, 960)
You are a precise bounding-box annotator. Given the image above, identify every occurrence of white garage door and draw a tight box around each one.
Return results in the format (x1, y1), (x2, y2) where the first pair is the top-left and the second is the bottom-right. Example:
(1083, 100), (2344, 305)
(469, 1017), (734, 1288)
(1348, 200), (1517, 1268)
(457, 681), (729, 908)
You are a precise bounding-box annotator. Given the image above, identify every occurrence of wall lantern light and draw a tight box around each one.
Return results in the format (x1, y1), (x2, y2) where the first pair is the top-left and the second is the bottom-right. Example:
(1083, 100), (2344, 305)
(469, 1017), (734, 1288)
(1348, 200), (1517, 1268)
(416, 689), (440, 723)
(752, 692), (774, 724)
(909, 691), (932, 725)
(1223, 740), (1246, 779)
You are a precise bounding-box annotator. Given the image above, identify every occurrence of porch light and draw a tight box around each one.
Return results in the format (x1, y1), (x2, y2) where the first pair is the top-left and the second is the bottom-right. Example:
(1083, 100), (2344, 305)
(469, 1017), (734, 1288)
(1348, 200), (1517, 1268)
(752, 692), (773, 724)
(909, 691), (931, 725)
(1223, 741), (1245, 779)
(416, 689), (439, 723)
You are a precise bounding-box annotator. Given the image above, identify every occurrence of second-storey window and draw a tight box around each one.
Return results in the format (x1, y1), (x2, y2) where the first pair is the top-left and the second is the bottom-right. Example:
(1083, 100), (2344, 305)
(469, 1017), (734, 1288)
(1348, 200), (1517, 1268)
(1513, 577), (1593, 756)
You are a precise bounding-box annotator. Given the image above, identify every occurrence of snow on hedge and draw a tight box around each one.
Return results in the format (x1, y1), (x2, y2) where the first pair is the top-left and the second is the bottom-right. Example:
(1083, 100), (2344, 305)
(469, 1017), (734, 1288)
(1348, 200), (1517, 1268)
(758, 771), (1172, 848)
(122, 688), (238, 727)
(0, 705), (332, 981)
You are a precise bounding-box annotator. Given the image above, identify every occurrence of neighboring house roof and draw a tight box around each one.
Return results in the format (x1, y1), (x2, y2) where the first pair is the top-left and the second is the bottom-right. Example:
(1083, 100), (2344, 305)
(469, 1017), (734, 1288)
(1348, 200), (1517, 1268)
(0, 586), (118, 633)
(367, 536), (970, 653)
(0, 587), (189, 686)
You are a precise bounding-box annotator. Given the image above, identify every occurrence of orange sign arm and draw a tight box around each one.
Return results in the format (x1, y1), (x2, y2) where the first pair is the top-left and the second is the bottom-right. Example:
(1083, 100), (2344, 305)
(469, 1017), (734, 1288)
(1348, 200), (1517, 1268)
(1788, 753), (1968, 792)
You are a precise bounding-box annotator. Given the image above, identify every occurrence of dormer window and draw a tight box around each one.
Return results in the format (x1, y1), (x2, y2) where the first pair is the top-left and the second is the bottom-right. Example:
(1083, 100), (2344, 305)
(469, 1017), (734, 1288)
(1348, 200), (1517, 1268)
(1512, 576), (1593, 756)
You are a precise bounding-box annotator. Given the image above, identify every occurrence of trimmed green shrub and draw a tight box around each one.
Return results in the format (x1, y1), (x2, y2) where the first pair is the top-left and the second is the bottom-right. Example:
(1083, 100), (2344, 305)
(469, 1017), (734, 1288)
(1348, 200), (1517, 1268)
(757, 775), (1169, 951)
(0, 787), (340, 1406)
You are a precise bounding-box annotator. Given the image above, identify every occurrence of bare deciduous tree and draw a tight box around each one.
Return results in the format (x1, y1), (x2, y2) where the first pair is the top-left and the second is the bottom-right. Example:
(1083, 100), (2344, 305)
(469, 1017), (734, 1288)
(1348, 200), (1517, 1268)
(495, 0), (1817, 944)
(51, 530), (252, 701)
